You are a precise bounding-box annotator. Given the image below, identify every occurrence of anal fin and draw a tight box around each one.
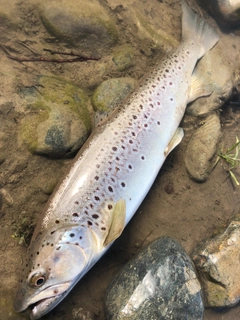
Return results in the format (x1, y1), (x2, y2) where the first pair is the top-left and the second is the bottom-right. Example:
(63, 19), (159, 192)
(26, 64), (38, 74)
(188, 68), (214, 103)
(103, 199), (126, 247)
(164, 127), (184, 157)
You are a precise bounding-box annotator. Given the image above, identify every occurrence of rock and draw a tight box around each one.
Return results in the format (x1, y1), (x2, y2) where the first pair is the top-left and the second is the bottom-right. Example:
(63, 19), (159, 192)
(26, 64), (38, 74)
(112, 44), (135, 71)
(192, 217), (240, 307)
(72, 307), (94, 320)
(0, 0), (21, 29)
(105, 236), (203, 320)
(187, 44), (233, 117)
(39, 0), (118, 54)
(107, 0), (179, 55)
(0, 132), (6, 165)
(92, 77), (137, 125)
(200, 0), (240, 26)
(20, 75), (92, 156)
(0, 192), (2, 210)
(184, 113), (221, 182)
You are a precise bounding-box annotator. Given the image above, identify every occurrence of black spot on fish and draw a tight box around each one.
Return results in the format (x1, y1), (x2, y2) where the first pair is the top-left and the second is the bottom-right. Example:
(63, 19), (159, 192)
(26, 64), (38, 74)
(70, 233), (75, 237)
(72, 212), (79, 217)
(92, 214), (99, 219)
(88, 221), (93, 226)
(108, 186), (113, 192)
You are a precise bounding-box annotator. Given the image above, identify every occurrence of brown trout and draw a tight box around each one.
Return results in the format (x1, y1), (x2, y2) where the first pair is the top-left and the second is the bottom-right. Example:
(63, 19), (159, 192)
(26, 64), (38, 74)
(14, 2), (219, 319)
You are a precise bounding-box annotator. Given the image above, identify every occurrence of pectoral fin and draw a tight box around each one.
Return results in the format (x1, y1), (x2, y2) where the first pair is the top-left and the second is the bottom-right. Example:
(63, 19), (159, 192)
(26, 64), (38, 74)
(164, 127), (184, 157)
(103, 199), (126, 246)
(188, 69), (214, 103)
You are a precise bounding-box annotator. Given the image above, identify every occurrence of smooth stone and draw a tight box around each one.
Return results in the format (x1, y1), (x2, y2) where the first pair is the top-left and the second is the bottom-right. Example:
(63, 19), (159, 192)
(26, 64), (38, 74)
(200, 0), (240, 26)
(0, 0), (21, 29)
(184, 113), (221, 182)
(192, 217), (240, 307)
(112, 44), (135, 71)
(106, 0), (179, 56)
(39, 0), (118, 54)
(92, 77), (136, 125)
(20, 75), (92, 156)
(187, 45), (233, 116)
(92, 77), (136, 113)
(105, 236), (203, 320)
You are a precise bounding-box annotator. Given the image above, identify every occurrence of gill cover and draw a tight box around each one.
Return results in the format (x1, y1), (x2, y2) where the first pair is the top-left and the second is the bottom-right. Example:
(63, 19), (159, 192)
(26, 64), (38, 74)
(14, 234), (94, 319)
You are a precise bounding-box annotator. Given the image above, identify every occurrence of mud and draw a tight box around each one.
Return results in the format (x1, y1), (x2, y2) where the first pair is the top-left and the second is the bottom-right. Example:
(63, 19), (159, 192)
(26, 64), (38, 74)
(1, 0), (240, 319)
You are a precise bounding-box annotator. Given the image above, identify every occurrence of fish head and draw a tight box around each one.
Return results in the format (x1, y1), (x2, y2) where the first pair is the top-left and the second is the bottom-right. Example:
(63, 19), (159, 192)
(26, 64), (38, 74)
(14, 225), (99, 320)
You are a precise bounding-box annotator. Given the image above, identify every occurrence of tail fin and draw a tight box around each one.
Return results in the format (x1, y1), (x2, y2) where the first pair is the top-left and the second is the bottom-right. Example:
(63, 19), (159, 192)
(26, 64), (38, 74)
(182, 1), (219, 59)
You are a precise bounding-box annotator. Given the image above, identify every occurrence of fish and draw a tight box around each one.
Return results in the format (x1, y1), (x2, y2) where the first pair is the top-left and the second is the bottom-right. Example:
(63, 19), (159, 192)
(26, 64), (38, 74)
(14, 2), (219, 319)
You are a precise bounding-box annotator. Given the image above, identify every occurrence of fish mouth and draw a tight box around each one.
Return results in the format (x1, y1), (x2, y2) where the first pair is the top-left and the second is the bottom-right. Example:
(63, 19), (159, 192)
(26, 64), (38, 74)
(14, 281), (73, 319)
(29, 294), (66, 320)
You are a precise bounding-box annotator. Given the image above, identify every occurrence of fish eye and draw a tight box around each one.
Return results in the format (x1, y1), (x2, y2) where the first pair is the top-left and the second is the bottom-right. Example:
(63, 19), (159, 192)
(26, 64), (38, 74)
(29, 272), (46, 287)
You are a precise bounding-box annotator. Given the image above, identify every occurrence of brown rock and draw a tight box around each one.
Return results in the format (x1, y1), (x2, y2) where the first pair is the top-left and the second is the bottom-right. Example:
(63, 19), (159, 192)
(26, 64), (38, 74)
(184, 113), (221, 182)
(192, 219), (240, 307)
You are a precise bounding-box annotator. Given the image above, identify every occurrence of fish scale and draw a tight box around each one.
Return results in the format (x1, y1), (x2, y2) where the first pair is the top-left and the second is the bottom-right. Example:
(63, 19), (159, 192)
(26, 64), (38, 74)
(14, 2), (219, 319)
(42, 47), (192, 230)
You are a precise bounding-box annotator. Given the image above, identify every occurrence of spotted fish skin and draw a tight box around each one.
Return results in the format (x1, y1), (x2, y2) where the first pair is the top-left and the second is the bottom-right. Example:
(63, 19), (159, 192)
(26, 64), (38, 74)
(14, 2), (219, 319)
